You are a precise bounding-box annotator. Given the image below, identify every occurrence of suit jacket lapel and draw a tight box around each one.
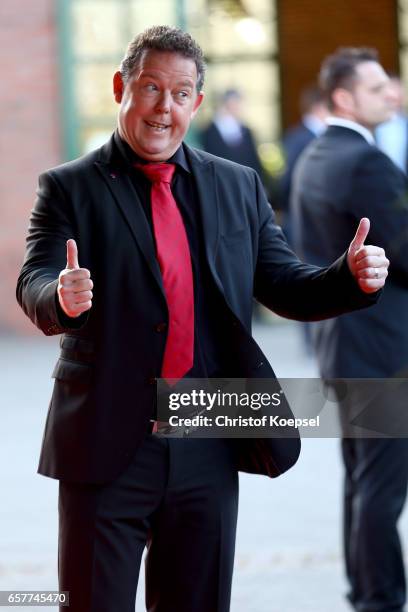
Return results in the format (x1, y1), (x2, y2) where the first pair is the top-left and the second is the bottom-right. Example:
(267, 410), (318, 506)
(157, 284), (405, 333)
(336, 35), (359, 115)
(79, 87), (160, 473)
(94, 142), (165, 296)
(184, 145), (224, 293)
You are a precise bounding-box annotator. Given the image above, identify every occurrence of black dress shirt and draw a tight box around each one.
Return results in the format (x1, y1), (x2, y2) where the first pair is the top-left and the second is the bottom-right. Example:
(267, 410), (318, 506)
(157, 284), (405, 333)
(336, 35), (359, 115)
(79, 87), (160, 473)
(114, 131), (228, 378)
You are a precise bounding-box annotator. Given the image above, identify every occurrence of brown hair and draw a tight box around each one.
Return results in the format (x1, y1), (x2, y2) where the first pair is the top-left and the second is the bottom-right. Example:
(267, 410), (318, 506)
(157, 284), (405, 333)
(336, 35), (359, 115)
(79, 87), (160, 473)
(319, 47), (379, 110)
(120, 25), (206, 92)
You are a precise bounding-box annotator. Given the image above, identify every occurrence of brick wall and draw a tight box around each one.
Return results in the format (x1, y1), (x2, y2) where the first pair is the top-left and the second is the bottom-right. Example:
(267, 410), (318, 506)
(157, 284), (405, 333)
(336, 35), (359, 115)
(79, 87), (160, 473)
(1, 0), (61, 334)
(278, 0), (399, 129)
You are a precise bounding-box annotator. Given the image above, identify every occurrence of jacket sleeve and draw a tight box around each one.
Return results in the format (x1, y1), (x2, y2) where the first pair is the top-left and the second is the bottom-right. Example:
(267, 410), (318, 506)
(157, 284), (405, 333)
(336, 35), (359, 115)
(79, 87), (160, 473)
(16, 171), (89, 335)
(252, 171), (380, 321)
(347, 148), (408, 287)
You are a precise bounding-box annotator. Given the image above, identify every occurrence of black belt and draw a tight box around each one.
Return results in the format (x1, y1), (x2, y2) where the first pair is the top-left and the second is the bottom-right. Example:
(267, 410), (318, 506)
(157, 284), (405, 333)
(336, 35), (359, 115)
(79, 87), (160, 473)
(149, 406), (208, 436)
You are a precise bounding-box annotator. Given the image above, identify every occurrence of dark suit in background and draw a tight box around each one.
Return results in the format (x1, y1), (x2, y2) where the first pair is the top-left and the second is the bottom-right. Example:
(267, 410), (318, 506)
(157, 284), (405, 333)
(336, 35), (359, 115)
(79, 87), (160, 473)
(292, 124), (408, 612)
(201, 120), (264, 177)
(279, 122), (316, 218)
(278, 86), (328, 246)
(200, 89), (264, 179)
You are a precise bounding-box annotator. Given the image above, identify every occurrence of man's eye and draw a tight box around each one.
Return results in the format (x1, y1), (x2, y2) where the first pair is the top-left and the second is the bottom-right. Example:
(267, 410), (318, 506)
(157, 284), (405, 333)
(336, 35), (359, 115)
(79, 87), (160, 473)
(176, 91), (189, 99)
(145, 84), (158, 92)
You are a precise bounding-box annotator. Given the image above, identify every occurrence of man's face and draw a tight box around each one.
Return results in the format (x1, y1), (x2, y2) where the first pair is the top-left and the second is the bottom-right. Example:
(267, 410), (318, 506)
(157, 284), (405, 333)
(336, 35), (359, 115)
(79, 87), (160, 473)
(113, 50), (204, 161)
(387, 77), (405, 114)
(224, 95), (242, 119)
(349, 61), (394, 128)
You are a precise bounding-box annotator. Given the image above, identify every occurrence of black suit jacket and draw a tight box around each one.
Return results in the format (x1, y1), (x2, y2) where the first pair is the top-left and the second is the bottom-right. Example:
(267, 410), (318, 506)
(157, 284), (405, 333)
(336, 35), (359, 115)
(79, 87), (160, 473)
(291, 125), (408, 378)
(279, 123), (316, 213)
(17, 134), (377, 483)
(201, 121), (264, 179)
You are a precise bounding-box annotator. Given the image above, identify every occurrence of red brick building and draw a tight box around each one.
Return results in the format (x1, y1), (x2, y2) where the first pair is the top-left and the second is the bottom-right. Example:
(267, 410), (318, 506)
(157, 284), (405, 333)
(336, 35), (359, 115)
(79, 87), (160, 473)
(2, 0), (60, 334)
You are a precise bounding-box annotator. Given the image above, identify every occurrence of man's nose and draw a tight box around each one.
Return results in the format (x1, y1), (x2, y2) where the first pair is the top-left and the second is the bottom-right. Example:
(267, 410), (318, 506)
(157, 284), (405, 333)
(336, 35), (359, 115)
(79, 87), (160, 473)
(385, 84), (398, 104)
(155, 91), (171, 113)
(385, 92), (398, 112)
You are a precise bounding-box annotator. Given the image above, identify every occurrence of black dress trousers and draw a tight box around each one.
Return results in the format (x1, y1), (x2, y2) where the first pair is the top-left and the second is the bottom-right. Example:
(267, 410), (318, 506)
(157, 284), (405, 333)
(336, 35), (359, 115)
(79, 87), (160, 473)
(58, 435), (239, 612)
(341, 437), (408, 612)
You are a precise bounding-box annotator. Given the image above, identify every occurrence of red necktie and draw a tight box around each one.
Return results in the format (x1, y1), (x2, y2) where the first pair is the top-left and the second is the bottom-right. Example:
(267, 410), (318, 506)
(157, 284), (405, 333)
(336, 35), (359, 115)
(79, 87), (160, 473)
(136, 163), (194, 384)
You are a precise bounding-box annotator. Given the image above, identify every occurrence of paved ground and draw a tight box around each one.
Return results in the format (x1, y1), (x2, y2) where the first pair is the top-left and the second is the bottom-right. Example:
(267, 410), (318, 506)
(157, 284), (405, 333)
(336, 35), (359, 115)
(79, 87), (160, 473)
(0, 320), (407, 611)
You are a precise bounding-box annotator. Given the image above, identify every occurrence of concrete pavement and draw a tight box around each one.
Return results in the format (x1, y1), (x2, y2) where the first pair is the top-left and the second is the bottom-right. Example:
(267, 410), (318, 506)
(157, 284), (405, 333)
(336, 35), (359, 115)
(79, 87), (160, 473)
(0, 321), (406, 611)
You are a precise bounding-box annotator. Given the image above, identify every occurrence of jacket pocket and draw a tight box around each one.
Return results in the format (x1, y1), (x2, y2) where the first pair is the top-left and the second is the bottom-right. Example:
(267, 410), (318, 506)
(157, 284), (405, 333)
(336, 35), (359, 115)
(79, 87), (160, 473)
(51, 357), (93, 383)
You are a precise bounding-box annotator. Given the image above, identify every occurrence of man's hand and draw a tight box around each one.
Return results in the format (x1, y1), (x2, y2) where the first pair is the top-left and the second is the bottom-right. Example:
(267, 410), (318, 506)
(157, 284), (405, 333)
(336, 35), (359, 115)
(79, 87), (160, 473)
(347, 217), (389, 293)
(57, 239), (93, 318)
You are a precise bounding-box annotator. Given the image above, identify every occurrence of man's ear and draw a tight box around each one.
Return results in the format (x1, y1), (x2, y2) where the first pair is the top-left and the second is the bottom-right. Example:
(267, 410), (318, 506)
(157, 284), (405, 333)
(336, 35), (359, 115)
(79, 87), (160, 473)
(332, 88), (354, 115)
(113, 71), (124, 104)
(191, 91), (204, 119)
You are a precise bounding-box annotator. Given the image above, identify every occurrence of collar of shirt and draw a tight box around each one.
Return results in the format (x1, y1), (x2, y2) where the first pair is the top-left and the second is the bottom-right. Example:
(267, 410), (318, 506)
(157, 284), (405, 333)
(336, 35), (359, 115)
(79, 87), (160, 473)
(113, 130), (191, 174)
(326, 117), (375, 145)
(214, 113), (243, 144)
(302, 114), (327, 137)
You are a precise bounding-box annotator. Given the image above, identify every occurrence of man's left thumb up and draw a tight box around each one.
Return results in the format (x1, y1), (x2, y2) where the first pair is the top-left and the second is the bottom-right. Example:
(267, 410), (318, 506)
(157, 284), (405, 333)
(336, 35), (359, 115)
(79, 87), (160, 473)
(349, 217), (370, 256)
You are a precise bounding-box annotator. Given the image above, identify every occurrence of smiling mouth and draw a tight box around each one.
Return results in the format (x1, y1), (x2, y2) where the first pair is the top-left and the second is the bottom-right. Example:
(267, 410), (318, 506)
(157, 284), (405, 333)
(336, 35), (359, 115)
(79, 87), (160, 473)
(145, 121), (170, 132)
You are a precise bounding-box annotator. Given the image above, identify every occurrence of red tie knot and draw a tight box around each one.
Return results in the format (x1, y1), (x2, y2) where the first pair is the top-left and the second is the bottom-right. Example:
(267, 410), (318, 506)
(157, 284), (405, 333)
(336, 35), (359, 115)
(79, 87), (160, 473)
(136, 162), (175, 184)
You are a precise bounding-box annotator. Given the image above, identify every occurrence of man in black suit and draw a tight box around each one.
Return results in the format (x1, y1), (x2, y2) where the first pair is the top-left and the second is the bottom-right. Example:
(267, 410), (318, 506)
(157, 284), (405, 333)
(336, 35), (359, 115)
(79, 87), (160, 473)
(279, 86), (328, 245)
(200, 88), (264, 179)
(17, 30), (388, 612)
(292, 47), (408, 612)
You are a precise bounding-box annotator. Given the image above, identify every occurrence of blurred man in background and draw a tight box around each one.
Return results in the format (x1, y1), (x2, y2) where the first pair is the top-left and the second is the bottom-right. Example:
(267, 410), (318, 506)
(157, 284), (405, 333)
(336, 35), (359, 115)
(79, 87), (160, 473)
(279, 85), (329, 246)
(200, 88), (264, 179)
(279, 86), (329, 350)
(376, 74), (408, 173)
(292, 47), (408, 612)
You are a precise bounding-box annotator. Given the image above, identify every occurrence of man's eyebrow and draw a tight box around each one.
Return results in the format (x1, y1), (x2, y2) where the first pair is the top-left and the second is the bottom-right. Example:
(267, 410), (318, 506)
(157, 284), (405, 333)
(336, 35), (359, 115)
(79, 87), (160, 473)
(177, 80), (194, 88)
(139, 72), (194, 87)
(138, 71), (160, 79)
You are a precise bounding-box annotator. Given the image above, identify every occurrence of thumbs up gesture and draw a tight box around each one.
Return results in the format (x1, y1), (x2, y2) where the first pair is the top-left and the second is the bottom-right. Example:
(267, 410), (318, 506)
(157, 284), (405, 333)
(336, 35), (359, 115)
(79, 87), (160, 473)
(347, 218), (389, 293)
(57, 239), (93, 318)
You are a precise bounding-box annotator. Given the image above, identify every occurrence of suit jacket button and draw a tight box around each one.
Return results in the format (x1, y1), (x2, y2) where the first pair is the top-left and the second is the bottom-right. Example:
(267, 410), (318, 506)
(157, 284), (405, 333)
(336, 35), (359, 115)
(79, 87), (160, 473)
(155, 322), (167, 332)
